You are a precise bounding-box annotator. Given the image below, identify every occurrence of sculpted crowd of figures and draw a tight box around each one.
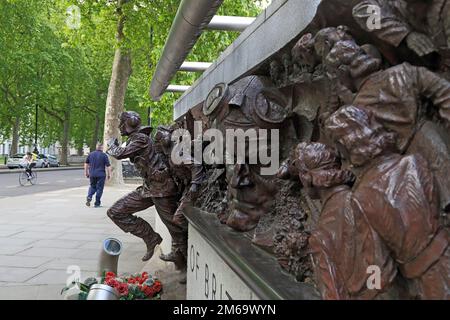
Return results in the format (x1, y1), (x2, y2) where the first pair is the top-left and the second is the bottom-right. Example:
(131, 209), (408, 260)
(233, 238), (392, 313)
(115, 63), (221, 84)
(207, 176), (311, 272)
(106, 0), (449, 299)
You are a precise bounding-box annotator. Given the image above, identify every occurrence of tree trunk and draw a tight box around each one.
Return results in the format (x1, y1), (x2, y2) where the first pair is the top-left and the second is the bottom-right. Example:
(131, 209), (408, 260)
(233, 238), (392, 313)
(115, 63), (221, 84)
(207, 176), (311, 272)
(103, 1), (132, 185)
(90, 113), (100, 152)
(10, 116), (20, 156)
(60, 112), (70, 165)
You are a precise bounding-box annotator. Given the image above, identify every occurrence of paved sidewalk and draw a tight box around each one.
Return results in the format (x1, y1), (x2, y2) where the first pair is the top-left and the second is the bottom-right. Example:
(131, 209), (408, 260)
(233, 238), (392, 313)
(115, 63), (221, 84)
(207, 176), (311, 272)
(0, 184), (155, 299)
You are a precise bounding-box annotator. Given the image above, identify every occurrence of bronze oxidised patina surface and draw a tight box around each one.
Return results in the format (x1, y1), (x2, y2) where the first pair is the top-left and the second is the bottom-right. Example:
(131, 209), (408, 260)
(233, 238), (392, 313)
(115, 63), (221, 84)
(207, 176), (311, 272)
(168, 0), (450, 299)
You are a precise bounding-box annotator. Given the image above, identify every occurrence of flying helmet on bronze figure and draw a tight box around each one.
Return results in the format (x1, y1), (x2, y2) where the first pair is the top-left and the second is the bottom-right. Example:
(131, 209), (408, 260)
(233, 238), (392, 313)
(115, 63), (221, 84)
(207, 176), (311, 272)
(118, 111), (152, 136)
(203, 76), (289, 130)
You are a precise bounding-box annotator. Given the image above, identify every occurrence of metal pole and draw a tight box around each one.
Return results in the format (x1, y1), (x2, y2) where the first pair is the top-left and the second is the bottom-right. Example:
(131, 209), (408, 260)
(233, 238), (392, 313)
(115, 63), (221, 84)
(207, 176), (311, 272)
(149, 0), (225, 100)
(166, 85), (191, 93)
(206, 15), (256, 32)
(179, 61), (212, 72)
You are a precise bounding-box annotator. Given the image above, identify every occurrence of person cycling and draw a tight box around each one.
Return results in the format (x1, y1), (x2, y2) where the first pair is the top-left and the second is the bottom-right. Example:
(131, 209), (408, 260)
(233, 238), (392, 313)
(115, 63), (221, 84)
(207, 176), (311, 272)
(22, 152), (36, 179)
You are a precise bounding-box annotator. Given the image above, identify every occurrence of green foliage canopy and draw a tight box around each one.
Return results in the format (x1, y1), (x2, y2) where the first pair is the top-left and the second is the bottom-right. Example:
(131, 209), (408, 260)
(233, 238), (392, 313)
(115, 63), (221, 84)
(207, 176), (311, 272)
(0, 0), (265, 153)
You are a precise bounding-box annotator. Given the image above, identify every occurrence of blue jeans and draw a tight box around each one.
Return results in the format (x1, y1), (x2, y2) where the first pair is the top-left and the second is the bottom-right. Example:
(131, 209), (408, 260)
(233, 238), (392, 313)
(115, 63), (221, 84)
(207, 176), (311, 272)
(87, 176), (106, 206)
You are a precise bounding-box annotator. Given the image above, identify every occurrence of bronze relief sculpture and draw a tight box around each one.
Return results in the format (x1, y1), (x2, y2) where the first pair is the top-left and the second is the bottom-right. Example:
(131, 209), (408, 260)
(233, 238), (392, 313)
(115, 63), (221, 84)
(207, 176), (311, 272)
(202, 76), (289, 232)
(291, 142), (399, 299)
(352, 0), (449, 66)
(193, 9), (450, 297)
(325, 105), (449, 299)
(99, 0), (450, 300)
(322, 29), (450, 215)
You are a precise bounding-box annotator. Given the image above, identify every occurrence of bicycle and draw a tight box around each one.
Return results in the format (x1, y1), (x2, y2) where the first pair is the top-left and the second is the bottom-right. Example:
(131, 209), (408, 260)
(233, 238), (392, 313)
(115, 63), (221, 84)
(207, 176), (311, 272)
(19, 165), (37, 186)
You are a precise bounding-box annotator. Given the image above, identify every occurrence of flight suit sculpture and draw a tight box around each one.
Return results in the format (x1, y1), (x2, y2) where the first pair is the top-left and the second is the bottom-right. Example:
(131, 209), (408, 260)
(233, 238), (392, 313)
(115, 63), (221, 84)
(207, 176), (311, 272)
(325, 105), (450, 299)
(153, 125), (206, 263)
(106, 111), (185, 263)
(289, 142), (398, 300)
(324, 33), (450, 214)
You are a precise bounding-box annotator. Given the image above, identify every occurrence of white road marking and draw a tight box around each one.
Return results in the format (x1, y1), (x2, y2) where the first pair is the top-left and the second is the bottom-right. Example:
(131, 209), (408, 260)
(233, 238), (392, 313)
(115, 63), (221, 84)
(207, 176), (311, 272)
(56, 180), (67, 183)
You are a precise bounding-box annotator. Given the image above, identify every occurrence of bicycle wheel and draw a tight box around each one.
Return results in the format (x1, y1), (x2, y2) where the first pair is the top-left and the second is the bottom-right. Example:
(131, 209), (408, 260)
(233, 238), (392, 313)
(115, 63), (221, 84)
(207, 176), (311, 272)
(29, 172), (37, 185)
(19, 172), (29, 186)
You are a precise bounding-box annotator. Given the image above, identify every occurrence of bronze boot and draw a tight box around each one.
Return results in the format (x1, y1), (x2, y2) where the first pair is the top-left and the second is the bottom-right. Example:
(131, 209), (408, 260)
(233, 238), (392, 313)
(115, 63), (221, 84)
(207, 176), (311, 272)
(160, 251), (178, 262)
(141, 234), (163, 261)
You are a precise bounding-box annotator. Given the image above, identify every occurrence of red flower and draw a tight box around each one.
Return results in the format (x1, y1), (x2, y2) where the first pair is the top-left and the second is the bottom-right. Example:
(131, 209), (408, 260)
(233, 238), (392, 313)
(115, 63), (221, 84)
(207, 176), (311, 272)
(143, 286), (155, 297)
(105, 278), (119, 288)
(128, 278), (136, 284)
(153, 280), (162, 292)
(105, 272), (115, 279)
(117, 283), (129, 297)
(142, 272), (148, 278)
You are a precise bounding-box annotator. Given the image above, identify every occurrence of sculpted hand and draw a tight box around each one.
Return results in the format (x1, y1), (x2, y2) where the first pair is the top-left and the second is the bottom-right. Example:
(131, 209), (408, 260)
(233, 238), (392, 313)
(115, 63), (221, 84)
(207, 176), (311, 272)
(107, 138), (119, 148)
(406, 32), (436, 56)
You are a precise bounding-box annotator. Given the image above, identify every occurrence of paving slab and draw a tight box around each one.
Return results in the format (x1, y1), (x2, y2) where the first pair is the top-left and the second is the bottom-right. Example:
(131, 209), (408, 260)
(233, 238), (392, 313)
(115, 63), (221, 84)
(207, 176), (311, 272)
(38, 258), (99, 272)
(0, 237), (37, 246)
(64, 227), (108, 234)
(22, 226), (70, 233)
(11, 231), (64, 240)
(56, 232), (111, 242)
(0, 230), (22, 237)
(32, 239), (84, 249)
(25, 269), (97, 285)
(0, 267), (45, 283)
(0, 255), (52, 268)
(0, 225), (26, 231)
(4, 220), (45, 226)
(0, 284), (64, 300)
(17, 247), (80, 259)
(0, 245), (33, 255)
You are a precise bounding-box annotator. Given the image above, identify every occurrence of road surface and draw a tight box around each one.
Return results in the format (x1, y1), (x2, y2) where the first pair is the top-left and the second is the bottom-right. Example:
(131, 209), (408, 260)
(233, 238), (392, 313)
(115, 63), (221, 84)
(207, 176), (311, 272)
(0, 169), (87, 198)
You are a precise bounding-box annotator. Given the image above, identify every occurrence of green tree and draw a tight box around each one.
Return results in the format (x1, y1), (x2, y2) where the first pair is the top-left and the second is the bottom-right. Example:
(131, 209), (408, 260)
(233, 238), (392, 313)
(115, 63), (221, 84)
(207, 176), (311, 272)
(0, 0), (265, 166)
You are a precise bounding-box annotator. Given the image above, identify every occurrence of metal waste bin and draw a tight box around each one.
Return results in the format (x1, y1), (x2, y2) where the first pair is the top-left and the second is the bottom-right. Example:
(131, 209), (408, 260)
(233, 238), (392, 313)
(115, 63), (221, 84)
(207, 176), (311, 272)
(98, 237), (122, 277)
(87, 284), (119, 300)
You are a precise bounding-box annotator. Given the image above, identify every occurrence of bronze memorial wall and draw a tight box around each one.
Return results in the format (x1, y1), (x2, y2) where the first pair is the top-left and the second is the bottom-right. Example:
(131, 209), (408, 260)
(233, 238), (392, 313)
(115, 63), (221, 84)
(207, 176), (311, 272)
(109, 0), (449, 300)
(174, 0), (450, 300)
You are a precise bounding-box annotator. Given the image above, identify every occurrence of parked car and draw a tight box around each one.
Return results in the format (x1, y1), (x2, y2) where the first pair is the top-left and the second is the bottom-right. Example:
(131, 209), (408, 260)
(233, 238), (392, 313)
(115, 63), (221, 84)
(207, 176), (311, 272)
(46, 154), (60, 167)
(6, 153), (25, 169)
(7, 153), (50, 169)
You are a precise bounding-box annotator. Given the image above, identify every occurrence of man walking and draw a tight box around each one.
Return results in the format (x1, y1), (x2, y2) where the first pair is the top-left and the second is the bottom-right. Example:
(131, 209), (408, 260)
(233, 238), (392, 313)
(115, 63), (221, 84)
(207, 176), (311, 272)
(85, 142), (112, 208)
